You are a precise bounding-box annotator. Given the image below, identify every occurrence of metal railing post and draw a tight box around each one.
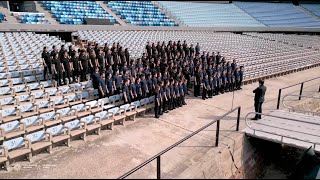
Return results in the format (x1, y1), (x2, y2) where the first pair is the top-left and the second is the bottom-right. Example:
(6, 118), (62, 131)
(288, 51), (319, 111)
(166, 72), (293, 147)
(277, 89), (282, 109)
(157, 156), (161, 179)
(215, 120), (220, 147)
(299, 83), (304, 100)
(236, 107), (241, 131)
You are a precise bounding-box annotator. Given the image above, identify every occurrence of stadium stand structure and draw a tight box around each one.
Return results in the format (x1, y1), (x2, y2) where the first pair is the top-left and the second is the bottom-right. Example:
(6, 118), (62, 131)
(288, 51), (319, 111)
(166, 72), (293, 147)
(0, 12), (5, 23)
(300, 3), (320, 17)
(40, 1), (116, 24)
(0, 0), (320, 173)
(75, 30), (320, 82)
(12, 12), (49, 24)
(157, 1), (265, 27)
(234, 2), (320, 27)
(105, 1), (177, 26)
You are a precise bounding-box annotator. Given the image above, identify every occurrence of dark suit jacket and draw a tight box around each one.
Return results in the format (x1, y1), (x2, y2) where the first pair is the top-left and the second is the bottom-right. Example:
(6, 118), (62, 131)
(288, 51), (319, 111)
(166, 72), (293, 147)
(253, 85), (267, 103)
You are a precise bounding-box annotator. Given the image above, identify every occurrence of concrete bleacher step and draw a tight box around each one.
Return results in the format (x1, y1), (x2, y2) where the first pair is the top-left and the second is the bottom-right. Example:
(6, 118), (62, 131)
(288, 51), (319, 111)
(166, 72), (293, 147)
(151, 1), (184, 27)
(244, 110), (320, 153)
(296, 5), (320, 21)
(97, 1), (127, 26)
(0, 7), (18, 24)
(34, 1), (59, 25)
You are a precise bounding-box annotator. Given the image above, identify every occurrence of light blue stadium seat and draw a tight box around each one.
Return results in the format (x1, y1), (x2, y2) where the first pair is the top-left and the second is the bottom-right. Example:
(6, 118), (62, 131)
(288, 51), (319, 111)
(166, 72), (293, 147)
(41, 1), (115, 25)
(157, 1), (264, 27)
(300, 4), (320, 17)
(234, 2), (320, 27)
(105, 1), (177, 26)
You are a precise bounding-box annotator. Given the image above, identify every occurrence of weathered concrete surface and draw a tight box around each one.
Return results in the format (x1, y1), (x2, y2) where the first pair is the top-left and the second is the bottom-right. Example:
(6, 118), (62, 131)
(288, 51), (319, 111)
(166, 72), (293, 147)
(0, 66), (319, 179)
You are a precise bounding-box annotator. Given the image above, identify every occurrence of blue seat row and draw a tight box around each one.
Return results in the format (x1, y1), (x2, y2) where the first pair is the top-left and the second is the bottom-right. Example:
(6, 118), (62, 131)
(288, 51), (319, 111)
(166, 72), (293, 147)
(300, 4), (320, 17)
(41, 1), (115, 25)
(234, 2), (320, 27)
(0, 13), (5, 23)
(105, 1), (177, 26)
(157, 1), (264, 27)
(17, 13), (49, 24)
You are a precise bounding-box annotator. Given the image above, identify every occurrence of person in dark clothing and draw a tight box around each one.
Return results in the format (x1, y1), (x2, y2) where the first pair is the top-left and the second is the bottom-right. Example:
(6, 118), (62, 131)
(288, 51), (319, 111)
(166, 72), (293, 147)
(179, 80), (186, 105)
(61, 51), (71, 85)
(195, 43), (200, 55)
(52, 53), (63, 86)
(170, 79), (175, 110)
(135, 77), (142, 100)
(97, 49), (104, 73)
(98, 72), (107, 99)
(146, 42), (152, 58)
(42, 46), (51, 80)
(239, 66), (244, 90)
(105, 73), (114, 97)
(122, 79), (131, 104)
(125, 48), (130, 66)
(79, 51), (89, 82)
(91, 66), (101, 90)
(202, 74), (209, 100)
(71, 52), (80, 83)
(140, 74), (148, 98)
(221, 70), (227, 94)
(129, 77), (137, 101)
(113, 70), (122, 95)
(252, 79), (267, 120)
(194, 67), (201, 97)
(234, 67), (240, 91)
(164, 80), (171, 112)
(154, 85), (161, 118)
(208, 74), (213, 98)
(50, 45), (58, 60)
(174, 81), (181, 107)
(159, 81), (164, 115)
(147, 73), (153, 97)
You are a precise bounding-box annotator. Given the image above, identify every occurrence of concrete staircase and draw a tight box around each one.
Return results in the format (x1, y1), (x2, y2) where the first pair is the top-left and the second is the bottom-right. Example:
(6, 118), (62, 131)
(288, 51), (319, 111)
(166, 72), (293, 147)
(97, 1), (127, 26)
(34, 1), (59, 25)
(0, 6), (19, 24)
(152, 1), (185, 27)
(296, 5), (320, 20)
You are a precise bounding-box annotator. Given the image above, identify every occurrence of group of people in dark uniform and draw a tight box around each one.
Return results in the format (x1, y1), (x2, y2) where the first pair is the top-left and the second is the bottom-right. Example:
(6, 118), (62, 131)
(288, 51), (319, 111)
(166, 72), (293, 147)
(41, 40), (244, 118)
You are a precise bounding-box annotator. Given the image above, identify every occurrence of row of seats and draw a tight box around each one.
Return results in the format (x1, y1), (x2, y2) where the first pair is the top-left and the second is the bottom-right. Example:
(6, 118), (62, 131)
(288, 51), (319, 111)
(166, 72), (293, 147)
(157, 1), (264, 27)
(0, 77), (156, 170)
(300, 3), (320, 17)
(0, 13), (5, 23)
(41, 1), (115, 24)
(106, 1), (177, 26)
(234, 2), (320, 27)
(13, 12), (49, 24)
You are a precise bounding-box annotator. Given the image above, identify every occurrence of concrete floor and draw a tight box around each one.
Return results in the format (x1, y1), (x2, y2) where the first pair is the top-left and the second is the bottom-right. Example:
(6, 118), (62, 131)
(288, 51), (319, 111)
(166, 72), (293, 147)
(0, 66), (319, 179)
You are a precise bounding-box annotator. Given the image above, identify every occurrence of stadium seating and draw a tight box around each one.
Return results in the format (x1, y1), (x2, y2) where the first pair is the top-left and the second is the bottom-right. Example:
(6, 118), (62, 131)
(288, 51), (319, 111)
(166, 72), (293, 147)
(12, 12), (50, 24)
(0, 13), (5, 23)
(105, 1), (177, 26)
(157, 1), (264, 27)
(234, 2), (320, 27)
(300, 4), (320, 17)
(41, 1), (115, 24)
(76, 30), (320, 82)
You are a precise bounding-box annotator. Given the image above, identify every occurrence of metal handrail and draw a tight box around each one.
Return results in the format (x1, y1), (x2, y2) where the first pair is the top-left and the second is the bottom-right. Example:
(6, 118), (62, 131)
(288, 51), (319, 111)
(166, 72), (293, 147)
(118, 106), (241, 179)
(282, 94), (320, 116)
(245, 112), (320, 150)
(276, 76), (320, 109)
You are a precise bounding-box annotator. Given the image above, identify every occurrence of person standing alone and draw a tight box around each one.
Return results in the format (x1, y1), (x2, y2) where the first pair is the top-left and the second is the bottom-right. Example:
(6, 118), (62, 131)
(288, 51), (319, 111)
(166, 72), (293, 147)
(252, 79), (267, 120)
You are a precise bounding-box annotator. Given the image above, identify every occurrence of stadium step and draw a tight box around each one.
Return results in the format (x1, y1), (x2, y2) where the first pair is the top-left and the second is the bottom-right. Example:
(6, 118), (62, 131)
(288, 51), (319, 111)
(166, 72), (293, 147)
(152, 1), (185, 27)
(34, 1), (59, 25)
(97, 1), (128, 26)
(296, 5), (320, 21)
(0, 6), (18, 24)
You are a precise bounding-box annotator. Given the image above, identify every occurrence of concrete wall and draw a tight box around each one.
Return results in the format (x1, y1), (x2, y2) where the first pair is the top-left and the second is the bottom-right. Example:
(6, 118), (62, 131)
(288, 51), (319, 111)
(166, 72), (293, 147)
(0, 23), (319, 33)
